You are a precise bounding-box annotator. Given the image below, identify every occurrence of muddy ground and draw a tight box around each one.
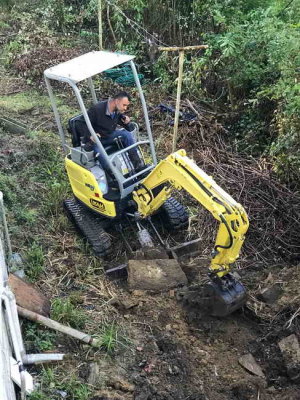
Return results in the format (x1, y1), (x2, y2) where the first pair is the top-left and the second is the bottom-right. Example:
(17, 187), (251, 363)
(1, 65), (300, 400)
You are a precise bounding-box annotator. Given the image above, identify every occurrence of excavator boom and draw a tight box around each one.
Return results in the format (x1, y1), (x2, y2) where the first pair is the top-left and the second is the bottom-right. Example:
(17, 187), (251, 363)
(133, 150), (249, 316)
(133, 150), (249, 278)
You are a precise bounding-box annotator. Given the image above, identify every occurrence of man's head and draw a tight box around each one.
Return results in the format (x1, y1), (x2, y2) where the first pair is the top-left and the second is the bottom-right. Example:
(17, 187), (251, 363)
(112, 91), (131, 113)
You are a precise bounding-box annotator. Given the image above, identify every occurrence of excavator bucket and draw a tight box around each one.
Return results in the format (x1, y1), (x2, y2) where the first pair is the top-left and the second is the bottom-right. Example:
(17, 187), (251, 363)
(203, 273), (247, 317)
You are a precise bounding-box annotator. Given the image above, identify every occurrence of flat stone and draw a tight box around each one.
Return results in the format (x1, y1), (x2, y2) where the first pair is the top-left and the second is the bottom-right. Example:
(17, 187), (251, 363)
(238, 354), (265, 378)
(128, 259), (187, 291)
(278, 334), (300, 381)
(257, 284), (283, 304)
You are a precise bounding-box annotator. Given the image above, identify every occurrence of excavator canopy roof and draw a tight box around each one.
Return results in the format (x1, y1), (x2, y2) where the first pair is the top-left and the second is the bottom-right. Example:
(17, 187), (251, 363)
(44, 51), (135, 83)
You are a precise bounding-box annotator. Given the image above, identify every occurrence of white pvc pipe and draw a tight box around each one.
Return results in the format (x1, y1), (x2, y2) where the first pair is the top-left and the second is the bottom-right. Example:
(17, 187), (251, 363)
(23, 354), (65, 364)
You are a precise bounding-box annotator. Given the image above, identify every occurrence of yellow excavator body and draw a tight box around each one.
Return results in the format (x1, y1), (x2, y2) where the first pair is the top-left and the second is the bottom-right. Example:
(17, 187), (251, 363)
(65, 156), (117, 218)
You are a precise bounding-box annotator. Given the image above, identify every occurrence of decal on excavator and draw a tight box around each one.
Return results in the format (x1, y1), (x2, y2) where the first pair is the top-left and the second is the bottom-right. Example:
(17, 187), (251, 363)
(85, 183), (95, 191)
(90, 198), (105, 211)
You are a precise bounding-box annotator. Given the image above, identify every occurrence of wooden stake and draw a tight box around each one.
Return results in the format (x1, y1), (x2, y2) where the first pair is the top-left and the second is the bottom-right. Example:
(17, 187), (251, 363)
(98, 0), (103, 50)
(158, 45), (208, 152)
(173, 50), (184, 152)
(158, 45), (208, 52)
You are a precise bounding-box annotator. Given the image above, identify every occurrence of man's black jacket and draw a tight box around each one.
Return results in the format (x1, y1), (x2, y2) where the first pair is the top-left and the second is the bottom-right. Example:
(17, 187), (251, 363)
(76, 100), (127, 141)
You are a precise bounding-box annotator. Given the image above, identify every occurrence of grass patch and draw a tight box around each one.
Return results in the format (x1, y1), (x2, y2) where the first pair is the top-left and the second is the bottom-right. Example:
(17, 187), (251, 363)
(94, 322), (130, 354)
(0, 91), (50, 113)
(25, 241), (45, 281)
(0, 21), (10, 29)
(0, 90), (76, 120)
(29, 367), (91, 400)
(0, 172), (20, 206)
(51, 298), (87, 329)
(15, 207), (38, 226)
(23, 131), (72, 215)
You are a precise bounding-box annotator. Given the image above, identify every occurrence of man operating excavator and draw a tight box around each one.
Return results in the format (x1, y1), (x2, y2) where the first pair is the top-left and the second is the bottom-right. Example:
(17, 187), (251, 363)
(80, 91), (144, 171)
(45, 51), (249, 317)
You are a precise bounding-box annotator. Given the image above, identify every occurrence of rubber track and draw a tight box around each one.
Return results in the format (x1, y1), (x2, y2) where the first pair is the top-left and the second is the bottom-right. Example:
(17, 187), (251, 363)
(161, 197), (189, 230)
(63, 199), (112, 257)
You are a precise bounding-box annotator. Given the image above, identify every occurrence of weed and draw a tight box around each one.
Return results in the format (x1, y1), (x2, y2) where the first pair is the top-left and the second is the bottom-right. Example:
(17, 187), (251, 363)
(0, 172), (20, 206)
(47, 213), (70, 233)
(28, 391), (48, 400)
(41, 366), (56, 386)
(43, 180), (70, 216)
(0, 21), (10, 29)
(51, 298), (87, 329)
(95, 322), (130, 354)
(23, 321), (56, 352)
(15, 207), (37, 226)
(25, 241), (44, 281)
(64, 378), (91, 400)
(74, 257), (104, 278)
(29, 367), (91, 400)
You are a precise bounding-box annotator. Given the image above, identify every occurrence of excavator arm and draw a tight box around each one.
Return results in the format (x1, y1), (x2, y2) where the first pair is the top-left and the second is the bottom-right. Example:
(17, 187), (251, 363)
(133, 150), (249, 278)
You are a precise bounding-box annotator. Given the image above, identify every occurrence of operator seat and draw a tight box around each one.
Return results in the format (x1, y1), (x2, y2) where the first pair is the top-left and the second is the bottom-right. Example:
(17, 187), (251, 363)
(67, 114), (116, 154)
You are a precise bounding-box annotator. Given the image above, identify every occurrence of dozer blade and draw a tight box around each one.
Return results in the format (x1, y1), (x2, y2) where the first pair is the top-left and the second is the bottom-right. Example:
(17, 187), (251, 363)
(167, 238), (202, 259)
(203, 273), (247, 317)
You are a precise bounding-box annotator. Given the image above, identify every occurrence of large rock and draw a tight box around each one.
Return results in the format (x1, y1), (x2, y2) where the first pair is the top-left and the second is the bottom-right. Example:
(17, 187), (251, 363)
(278, 334), (300, 381)
(127, 259), (187, 291)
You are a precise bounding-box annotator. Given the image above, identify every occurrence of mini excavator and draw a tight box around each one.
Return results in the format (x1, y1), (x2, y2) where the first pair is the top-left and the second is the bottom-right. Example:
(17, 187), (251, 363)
(44, 51), (249, 317)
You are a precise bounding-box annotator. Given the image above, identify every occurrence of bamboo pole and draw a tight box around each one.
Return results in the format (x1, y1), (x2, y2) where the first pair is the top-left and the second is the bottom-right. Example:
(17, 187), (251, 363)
(17, 306), (100, 347)
(98, 0), (103, 50)
(158, 45), (208, 52)
(172, 50), (184, 152)
(158, 45), (208, 152)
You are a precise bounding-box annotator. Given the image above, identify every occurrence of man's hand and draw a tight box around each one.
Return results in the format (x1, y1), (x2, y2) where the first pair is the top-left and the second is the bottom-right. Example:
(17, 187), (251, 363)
(90, 133), (101, 142)
(121, 115), (131, 125)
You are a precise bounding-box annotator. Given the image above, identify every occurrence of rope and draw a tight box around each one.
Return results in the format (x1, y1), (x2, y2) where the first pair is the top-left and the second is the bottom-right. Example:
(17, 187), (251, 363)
(104, 0), (170, 47)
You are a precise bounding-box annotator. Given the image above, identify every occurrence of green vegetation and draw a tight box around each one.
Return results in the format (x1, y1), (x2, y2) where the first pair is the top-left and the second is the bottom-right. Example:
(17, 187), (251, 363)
(51, 298), (87, 329)
(94, 321), (130, 354)
(28, 367), (91, 400)
(24, 322), (56, 351)
(0, 92), (50, 112)
(25, 241), (45, 281)
(0, 172), (20, 206)
(1, 0), (299, 185)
